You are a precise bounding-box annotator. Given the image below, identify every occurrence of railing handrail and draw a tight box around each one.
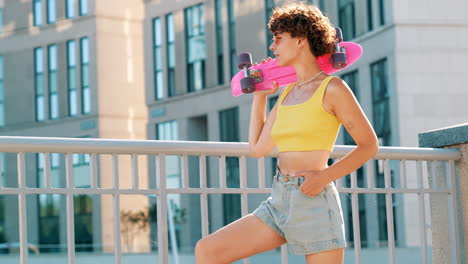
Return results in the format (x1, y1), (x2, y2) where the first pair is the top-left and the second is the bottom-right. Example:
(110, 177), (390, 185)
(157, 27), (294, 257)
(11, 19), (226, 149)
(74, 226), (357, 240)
(0, 136), (461, 160)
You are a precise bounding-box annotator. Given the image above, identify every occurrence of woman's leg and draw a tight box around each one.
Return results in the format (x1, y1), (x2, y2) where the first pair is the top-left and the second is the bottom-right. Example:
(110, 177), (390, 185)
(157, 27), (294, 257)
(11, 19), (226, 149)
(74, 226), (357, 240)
(195, 213), (286, 264)
(305, 248), (344, 264)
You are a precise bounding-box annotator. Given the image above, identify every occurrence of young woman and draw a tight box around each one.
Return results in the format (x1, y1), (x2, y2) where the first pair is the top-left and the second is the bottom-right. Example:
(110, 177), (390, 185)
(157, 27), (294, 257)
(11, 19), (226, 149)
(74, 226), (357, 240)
(195, 3), (378, 264)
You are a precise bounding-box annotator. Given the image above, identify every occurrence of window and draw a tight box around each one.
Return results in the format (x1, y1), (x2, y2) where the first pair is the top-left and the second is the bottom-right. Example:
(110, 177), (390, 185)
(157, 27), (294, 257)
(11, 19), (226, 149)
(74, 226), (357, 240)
(0, 2), (4, 33)
(153, 17), (163, 99)
(338, 0), (356, 40)
(80, 37), (90, 114)
(0, 195), (4, 245)
(185, 4), (206, 92)
(371, 59), (390, 147)
(367, 0), (373, 31)
(33, 0), (43, 26)
(265, 0), (275, 58)
(156, 120), (181, 232)
(227, 0), (236, 77)
(214, 0), (224, 85)
(371, 58), (396, 244)
(66, 0), (74, 18)
(379, 0), (385, 25)
(74, 194), (93, 251)
(35, 48), (45, 122)
(219, 107), (240, 225)
(166, 14), (176, 97)
(47, 0), (56, 24)
(0, 56), (4, 127)
(48, 45), (58, 119)
(37, 153), (61, 252)
(367, 0), (385, 31)
(79, 0), (88, 16)
(67, 40), (78, 116)
(341, 70), (359, 145)
(319, 0), (326, 12)
(72, 138), (93, 251)
(0, 154), (5, 245)
(156, 120), (179, 187)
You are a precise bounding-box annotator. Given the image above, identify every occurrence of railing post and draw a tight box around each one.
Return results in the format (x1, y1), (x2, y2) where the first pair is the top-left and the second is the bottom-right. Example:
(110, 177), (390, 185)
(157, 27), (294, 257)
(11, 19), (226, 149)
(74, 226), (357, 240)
(419, 123), (468, 263)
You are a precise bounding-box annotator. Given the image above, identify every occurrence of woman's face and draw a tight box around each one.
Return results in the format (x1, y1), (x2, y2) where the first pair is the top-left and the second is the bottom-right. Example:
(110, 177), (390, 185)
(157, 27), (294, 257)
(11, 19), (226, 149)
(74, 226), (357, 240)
(269, 32), (300, 67)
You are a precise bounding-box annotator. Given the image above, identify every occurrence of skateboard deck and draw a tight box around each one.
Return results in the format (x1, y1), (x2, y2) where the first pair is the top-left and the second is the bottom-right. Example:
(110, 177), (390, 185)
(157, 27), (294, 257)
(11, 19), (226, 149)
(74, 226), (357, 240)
(231, 41), (362, 97)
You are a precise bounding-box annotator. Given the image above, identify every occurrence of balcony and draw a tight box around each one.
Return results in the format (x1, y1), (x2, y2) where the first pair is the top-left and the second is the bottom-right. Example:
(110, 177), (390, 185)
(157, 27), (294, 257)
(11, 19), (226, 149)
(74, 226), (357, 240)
(0, 134), (465, 264)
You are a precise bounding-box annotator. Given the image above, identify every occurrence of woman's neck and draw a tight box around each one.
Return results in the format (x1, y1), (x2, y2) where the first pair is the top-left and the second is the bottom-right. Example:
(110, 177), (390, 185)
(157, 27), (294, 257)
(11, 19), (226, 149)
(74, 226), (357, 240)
(292, 53), (323, 84)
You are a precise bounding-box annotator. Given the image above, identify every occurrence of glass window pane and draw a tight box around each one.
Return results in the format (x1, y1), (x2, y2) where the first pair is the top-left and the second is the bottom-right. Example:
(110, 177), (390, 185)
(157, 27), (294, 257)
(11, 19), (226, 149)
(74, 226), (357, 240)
(73, 154), (80, 165)
(379, 0), (385, 25)
(48, 45), (57, 71)
(0, 8), (3, 32)
(156, 71), (164, 99)
(79, 0), (88, 16)
(37, 153), (45, 170)
(81, 64), (89, 86)
(153, 18), (161, 46)
(168, 44), (175, 67)
(0, 106), (4, 127)
(83, 87), (90, 114)
(194, 61), (203, 91)
(47, 0), (56, 24)
(51, 153), (60, 168)
(219, 108), (239, 142)
(35, 48), (44, 73)
(68, 41), (76, 66)
(68, 68), (76, 89)
(80, 37), (89, 64)
(49, 71), (57, 92)
(0, 56), (3, 79)
(36, 74), (44, 95)
(166, 14), (175, 42)
(67, 0), (74, 18)
(37, 95), (45, 121)
(228, 0), (236, 76)
(154, 47), (162, 69)
(34, 0), (42, 26)
(69, 90), (77, 116)
(50, 93), (58, 119)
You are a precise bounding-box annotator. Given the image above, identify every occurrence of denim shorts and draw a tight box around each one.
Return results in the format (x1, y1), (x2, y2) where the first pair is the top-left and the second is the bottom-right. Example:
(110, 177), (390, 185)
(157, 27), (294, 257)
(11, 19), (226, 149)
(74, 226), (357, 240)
(253, 168), (347, 255)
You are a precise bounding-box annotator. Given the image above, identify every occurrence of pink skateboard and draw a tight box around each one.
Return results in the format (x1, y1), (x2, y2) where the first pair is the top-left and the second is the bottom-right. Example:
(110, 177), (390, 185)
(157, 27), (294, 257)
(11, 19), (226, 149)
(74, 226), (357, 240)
(231, 28), (363, 97)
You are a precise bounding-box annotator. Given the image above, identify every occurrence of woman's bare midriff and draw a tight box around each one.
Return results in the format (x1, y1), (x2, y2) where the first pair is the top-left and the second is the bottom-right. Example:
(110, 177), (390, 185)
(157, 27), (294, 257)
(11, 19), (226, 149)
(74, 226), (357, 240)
(277, 150), (330, 176)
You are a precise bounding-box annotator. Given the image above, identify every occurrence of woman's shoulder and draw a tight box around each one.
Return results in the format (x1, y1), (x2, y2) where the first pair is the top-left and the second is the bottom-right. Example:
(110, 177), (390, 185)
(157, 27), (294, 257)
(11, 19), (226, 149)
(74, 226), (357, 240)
(324, 76), (350, 95)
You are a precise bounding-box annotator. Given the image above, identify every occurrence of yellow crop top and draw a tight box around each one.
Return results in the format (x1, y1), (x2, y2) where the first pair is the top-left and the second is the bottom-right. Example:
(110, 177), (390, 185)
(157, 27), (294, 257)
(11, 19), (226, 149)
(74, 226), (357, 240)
(271, 76), (341, 152)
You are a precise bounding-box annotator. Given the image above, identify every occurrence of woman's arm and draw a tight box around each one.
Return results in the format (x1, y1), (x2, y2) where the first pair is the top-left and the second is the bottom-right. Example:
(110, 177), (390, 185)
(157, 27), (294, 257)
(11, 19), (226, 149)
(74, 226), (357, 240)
(322, 77), (379, 182)
(248, 82), (280, 158)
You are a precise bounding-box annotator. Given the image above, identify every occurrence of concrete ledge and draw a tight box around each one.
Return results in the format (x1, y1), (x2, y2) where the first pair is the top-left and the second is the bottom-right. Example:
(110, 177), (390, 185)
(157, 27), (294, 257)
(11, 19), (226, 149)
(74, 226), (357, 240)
(419, 123), (468, 148)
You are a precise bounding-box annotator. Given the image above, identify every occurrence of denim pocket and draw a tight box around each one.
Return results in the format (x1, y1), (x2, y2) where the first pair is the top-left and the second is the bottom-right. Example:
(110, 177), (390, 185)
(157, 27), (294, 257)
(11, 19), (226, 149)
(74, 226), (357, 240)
(296, 184), (327, 199)
(270, 180), (283, 209)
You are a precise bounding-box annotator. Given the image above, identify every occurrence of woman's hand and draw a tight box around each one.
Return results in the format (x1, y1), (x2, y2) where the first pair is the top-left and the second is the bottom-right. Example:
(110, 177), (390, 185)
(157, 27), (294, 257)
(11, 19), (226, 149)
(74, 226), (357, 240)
(254, 80), (279, 97)
(291, 170), (330, 196)
(253, 57), (279, 97)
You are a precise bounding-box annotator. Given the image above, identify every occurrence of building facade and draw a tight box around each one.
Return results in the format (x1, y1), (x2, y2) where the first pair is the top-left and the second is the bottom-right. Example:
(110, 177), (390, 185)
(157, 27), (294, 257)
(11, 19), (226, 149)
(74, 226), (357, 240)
(0, 0), (467, 257)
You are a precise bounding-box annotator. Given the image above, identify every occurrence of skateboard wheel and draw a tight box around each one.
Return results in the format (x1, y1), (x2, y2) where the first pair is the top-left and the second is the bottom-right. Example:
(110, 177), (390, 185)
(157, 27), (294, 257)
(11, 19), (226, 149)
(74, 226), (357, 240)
(335, 27), (343, 42)
(331, 52), (347, 69)
(241, 76), (256, 93)
(237, 53), (253, 69)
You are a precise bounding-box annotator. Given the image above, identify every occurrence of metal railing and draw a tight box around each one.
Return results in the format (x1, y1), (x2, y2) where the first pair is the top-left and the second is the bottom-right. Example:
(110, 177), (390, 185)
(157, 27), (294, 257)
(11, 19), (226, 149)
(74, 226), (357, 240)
(0, 136), (462, 264)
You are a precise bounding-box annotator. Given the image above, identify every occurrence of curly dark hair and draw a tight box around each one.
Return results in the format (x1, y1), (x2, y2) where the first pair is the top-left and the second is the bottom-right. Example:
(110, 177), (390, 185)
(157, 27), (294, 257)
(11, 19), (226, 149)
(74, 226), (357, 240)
(268, 2), (336, 57)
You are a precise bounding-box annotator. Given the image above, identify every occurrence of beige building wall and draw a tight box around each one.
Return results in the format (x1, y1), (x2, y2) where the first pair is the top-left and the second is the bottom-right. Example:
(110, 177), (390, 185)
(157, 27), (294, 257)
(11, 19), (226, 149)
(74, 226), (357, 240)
(0, 0), (150, 253)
